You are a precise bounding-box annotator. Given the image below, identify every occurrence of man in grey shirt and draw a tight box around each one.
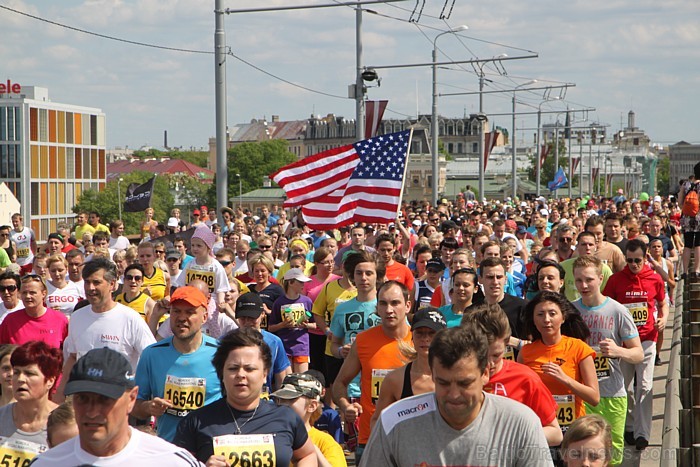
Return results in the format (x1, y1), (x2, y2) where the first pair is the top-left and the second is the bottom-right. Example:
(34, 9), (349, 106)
(360, 325), (551, 467)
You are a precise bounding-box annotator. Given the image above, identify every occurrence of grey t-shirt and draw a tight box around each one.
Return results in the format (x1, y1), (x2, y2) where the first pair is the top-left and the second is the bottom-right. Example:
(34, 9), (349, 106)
(573, 297), (639, 398)
(360, 392), (551, 467)
(0, 403), (49, 461)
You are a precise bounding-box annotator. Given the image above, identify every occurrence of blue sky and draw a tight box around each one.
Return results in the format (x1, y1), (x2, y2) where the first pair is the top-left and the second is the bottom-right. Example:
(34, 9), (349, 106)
(3, 0), (699, 149)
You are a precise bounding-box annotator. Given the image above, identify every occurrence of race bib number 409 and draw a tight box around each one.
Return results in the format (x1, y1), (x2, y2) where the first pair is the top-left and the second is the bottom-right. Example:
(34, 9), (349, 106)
(213, 434), (276, 467)
(624, 302), (649, 327)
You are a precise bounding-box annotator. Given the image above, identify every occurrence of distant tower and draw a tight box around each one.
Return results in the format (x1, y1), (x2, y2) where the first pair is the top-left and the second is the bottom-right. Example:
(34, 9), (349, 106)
(627, 110), (636, 130)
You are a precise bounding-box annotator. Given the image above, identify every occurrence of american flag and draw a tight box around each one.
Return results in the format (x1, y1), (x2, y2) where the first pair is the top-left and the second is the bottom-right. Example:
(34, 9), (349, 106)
(271, 129), (412, 230)
(365, 100), (388, 139)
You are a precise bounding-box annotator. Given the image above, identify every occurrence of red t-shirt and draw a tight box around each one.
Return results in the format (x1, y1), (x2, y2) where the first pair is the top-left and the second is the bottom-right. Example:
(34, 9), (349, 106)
(602, 265), (665, 342)
(384, 261), (415, 291)
(485, 359), (557, 427)
(0, 308), (69, 349)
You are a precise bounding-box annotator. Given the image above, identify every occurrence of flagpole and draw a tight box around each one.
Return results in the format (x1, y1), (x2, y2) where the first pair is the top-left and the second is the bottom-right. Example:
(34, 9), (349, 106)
(395, 129), (415, 218)
(149, 174), (157, 208)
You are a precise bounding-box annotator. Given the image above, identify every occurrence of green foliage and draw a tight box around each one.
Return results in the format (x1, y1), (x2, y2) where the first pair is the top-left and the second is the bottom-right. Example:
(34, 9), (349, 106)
(208, 140), (297, 205)
(72, 172), (174, 235)
(656, 155), (670, 196)
(132, 148), (209, 168)
(527, 140), (568, 189)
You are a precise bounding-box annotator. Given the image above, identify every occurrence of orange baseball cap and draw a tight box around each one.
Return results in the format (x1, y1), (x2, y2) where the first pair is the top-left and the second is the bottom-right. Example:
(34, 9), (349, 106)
(170, 286), (208, 308)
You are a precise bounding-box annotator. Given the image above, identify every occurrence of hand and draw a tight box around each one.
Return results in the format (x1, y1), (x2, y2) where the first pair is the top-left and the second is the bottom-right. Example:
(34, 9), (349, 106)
(263, 304), (272, 315)
(340, 344), (352, 359)
(656, 315), (667, 332)
(540, 362), (570, 386)
(150, 397), (174, 417)
(343, 402), (363, 424)
(205, 455), (229, 467)
(599, 338), (622, 359)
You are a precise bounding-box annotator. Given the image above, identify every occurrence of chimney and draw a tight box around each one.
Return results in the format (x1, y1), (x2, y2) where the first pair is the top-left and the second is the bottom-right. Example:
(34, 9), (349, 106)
(164, 130), (168, 149)
(627, 111), (635, 130)
(271, 115), (280, 123)
(262, 176), (271, 188)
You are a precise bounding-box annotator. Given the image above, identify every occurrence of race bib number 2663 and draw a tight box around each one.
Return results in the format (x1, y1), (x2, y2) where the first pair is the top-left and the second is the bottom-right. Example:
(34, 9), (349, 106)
(213, 434), (276, 467)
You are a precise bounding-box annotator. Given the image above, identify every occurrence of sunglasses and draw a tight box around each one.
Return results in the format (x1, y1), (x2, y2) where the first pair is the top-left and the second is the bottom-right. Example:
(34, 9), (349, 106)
(258, 245), (272, 250)
(21, 273), (44, 284)
(166, 258), (180, 263)
(626, 257), (643, 264)
(0, 285), (18, 293)
(218, 260), (232, 267)
(125, 274), (143, 281)
(155, 250), (165, 255)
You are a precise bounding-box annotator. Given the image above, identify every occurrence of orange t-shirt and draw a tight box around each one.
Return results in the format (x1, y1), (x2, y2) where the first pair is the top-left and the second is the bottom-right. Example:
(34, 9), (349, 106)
(519, 336), (595, 430)
(384, 261), (415, 291)
(355, 325), (412, 444)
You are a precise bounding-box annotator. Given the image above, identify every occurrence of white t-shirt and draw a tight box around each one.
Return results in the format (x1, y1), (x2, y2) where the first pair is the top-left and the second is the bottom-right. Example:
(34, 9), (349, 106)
(46, 281), (83, 317)
(69, 279), (85, 296)
(175, 259), (230, 295)
(0, 300), (23, 324)
(10, 227), (35, 266)
(232, 257), (248, 276)
(31, 426), (203, 466)
(109, 235), (131, 251)
(63, 303), (156, 371)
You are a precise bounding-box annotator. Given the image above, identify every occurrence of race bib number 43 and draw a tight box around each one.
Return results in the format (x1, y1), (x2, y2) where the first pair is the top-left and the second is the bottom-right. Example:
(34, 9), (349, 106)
(554, 394), (576, 433)
(164, 375), (206, 415)
(213, 434), (276, 467)
(0, 437), (46, 467)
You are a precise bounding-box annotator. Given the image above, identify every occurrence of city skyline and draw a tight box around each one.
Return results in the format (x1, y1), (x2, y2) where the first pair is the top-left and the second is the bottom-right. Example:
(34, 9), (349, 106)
(3, 0), (699, 150)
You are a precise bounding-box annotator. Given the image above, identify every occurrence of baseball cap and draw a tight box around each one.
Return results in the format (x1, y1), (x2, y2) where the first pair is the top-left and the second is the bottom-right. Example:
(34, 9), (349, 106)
(539, 209), (549, 217)
(516, 225), (527, 235)
(236, 292), (264, 318)
(170, 286), (208, 309)
(193, 209), (201, 216)
(426, 258), (446, 271)
(441, 220), (458, 232)
(166, 249), (181, 261)
(65, 348), (135, 399)
(201, 205), (208, 212)
(271, 373), (323, 401)
(283, 268), (311, 283)
(412, 219), (422, 228)
(411, 307), (447, 332)
(167, 217), (179, 228)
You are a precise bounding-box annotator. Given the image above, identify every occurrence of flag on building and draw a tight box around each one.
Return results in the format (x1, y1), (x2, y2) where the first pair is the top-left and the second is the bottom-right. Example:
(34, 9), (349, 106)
(365, 100), (388, 139)
(571, 157), (580, 174)
(548, 167), (568, 191)
(484, 131), (500, 170)
(124, 176), (156, 213)
(539, 144), (550, 171)
(271, 130), (412, 229)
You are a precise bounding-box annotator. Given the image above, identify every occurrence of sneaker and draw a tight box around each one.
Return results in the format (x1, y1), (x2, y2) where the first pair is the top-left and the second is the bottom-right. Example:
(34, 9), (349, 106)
(635, 437), (649, 451)
(655, 355), (662, 366)
(624, 431), (635, 446)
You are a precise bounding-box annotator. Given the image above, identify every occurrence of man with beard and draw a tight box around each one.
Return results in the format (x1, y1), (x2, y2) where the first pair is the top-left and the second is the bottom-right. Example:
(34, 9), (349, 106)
(133, 286), (221, 441)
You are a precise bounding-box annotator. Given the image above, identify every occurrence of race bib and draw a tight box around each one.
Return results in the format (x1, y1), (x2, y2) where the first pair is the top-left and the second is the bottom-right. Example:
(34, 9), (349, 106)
(16, 248), (29, 258)
(186, 270), (216, 292)
(260, 384), (270, 401)
(503, 345), (515, 361)
(554, 394), (575, 433)
(0, 437), (46, 467)
(213, 434), (276, 467)
(282, 303), (307, 326)
(371, 369), (390, 404)
(592, 347), (610, 379)
(624, 302), (648, 327)
(164, 375), (206, 416)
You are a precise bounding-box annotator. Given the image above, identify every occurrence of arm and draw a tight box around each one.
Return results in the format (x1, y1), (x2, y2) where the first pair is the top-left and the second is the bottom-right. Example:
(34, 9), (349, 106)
(600, 336), (643, 365)
(53, 353), (77, 403)
(369, 367), (402, 432)
(332, 343), (363, 424)
(291, 438), (317, 467)
(132, 397), (174, 420)
(656, 298), (669, 332)
(143, 297), (156, 325)
(330, 334), (351, 360)
(163, 270), (171, 298)
(274, 367), (292, 391)
(394, 220), (411, 258)
(543, 417), (563, 447)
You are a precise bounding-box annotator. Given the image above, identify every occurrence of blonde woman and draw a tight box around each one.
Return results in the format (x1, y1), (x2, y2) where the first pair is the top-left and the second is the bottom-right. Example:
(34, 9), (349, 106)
(140, 207), (157, 240)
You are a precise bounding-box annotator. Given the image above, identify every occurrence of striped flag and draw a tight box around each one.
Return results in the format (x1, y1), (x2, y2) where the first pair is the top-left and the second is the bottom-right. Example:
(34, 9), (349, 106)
(539, 144), (550, 171)
(365, 100), (388, 139)
(484, 131), (499, 170)
(571, 157), (580, 174)
(271, 130), (412, 230)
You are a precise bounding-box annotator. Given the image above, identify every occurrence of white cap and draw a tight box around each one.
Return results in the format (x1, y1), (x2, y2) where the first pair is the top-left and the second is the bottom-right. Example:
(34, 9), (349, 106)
(167, 217), (178, 228)
(653, 195), (662, 203)
(412, 219), (422, 227)
(283, 268), (311, 282)
(539, 209), (549, 216)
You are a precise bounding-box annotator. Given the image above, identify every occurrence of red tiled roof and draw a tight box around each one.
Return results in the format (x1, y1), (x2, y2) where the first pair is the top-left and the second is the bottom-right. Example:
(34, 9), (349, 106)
(107, 158), (215, 183)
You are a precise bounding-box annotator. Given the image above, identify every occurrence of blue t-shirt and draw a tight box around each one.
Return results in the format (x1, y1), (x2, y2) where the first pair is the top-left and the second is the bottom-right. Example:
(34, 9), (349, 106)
(261, 329), (291, 393)
(330, 297), (379, 398)
(438, 304), (464, 328)
(134, 335), (221, 441)
(174, 398), (308, 465)
(315, 404), (344, 444)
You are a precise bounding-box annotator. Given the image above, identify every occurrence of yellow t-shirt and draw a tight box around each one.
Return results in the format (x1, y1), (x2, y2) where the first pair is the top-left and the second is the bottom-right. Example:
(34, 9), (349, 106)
(75, 224), (96, 241)
(311, 279), (357, 356)
(308, 427), (347, 467)
(142, 267), (167, 301)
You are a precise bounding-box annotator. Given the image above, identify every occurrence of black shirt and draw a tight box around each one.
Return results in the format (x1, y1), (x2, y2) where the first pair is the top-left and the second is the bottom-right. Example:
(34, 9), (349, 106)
(498, 293), (528, 339)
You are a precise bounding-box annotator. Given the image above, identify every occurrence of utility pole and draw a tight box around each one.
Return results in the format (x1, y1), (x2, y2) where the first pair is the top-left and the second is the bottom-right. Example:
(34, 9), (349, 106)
(214, 0), (228, 223)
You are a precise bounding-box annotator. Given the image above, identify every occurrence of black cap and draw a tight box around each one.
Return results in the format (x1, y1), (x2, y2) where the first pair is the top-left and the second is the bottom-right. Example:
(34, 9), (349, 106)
(65, 348), (135, 399)
(236, 292), (264, 318)
(165, 249), (181, 261)
(441, 220), (458, 232)
(426, 258), (446, 271)
(411, 307), (447, 331)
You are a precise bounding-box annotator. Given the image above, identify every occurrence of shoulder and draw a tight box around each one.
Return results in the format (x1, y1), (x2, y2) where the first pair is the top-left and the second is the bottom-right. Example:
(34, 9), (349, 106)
(378, 392), (437, 435)
(483, 392), (541, 424)
(30, 437), (78, 465)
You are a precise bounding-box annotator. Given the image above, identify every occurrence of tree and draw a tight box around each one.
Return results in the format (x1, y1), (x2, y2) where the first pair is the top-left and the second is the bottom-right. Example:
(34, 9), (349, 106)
(656, 155), (670, 196)
(207, 140), (297, 205)
(72, 172), (174, 235)
(527, 140), (568, 189)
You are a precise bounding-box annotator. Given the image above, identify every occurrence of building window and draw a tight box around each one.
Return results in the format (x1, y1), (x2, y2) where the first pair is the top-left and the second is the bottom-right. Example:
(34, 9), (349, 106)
(30, 108), (38, 141)
(31, 182), (39, 216)
(39, 109), (48, 142)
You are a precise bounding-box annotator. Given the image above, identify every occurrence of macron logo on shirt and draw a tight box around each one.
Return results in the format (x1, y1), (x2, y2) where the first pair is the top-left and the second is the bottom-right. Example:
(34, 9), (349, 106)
(382, 393), (436, 434)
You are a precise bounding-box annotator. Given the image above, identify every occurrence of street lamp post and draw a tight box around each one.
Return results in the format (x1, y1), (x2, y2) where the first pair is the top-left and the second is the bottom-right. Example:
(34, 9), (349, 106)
(536, 97), (561, 197)
(431, 25), (468, 208)
(235, 173), (242, 211)
(117, 178), (124, 221)
(511, 80), (537, 199)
